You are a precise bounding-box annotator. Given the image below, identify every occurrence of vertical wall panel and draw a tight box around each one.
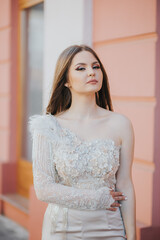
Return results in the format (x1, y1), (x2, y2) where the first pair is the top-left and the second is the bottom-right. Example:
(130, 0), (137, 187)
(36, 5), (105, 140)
(95, 39), (156, 97)
(93, 0), (157, 226)
(0, 0), (11, 28)
(93, 0), (156, 42)
(0, 63), (10, 93)
(132, 163), (153, 225)
(113, 100), (155, 162)
(0, 29), (11, 61)
(0, 97), (10, 128)
(0, 131), (9, 162)
(0, 0), (11, 163)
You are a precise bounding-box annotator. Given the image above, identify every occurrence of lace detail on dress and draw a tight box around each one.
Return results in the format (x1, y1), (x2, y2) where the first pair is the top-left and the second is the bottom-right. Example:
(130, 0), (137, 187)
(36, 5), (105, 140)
(28, 114), (121, 238)
(50, 114), (121, 190)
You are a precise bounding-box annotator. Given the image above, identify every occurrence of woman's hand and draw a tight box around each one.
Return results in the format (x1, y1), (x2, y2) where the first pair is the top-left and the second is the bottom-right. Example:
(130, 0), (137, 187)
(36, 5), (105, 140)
(107, 190), (127, 211)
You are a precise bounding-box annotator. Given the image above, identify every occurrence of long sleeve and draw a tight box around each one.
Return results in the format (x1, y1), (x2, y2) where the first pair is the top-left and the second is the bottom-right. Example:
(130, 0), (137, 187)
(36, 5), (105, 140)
(31, 129), (114, 210)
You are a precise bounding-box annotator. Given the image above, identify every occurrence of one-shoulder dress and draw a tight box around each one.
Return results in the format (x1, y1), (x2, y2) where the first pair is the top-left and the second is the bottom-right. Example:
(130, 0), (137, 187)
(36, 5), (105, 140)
(28, 114), (126, 240)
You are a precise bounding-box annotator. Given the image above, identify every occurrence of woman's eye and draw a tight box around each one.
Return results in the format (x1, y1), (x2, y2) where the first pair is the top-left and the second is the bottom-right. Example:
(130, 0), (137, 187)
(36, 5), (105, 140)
(76, 67), (85, 71)
(93, 65), (100, 69)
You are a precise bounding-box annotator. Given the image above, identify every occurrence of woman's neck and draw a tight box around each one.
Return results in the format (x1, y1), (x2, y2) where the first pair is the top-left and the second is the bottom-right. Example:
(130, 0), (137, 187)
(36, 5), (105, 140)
(63, 93), (100, 119)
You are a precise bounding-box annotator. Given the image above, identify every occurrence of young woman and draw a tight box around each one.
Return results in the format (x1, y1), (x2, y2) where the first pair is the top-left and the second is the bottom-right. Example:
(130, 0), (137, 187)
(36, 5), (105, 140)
(29, 45), (136, 240)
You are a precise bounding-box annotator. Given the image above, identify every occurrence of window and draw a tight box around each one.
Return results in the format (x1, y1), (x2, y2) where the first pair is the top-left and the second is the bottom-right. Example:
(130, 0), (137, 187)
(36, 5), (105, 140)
(20, 2), (44, 161)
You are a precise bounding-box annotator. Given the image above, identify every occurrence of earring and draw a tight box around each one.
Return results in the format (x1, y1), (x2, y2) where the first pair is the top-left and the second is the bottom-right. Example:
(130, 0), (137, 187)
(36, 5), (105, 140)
(65, 83), (71, 88)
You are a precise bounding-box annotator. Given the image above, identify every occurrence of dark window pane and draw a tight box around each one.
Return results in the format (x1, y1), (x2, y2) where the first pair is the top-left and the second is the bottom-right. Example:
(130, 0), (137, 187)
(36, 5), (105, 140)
(21, 3), (44, 161)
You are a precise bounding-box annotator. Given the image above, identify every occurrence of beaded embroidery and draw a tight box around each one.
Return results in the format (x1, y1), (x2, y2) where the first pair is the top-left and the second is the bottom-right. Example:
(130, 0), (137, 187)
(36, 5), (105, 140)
(28, 114), (121, 239)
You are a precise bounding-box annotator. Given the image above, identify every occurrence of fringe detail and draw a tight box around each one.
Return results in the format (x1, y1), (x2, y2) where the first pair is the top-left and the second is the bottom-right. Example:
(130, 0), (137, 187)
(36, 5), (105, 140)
(28, 114), (57, 141)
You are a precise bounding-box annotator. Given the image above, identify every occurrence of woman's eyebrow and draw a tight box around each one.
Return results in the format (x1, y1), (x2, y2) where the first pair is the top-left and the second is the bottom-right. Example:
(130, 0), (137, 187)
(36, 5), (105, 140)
(75, 63), (86, 66)
(75, 61), (99, 67)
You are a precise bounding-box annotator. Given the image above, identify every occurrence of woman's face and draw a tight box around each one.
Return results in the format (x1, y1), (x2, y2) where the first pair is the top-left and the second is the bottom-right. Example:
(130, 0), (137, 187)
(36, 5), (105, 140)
(66, 51), (103, 94)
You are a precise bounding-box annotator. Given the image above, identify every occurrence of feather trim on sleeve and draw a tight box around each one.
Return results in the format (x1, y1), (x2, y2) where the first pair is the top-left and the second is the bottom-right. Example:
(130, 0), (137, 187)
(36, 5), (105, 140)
(28, 114), (56, 141)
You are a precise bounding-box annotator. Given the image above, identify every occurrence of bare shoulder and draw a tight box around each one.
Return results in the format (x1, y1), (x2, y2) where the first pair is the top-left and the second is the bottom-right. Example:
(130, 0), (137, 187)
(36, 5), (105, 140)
(107, 111), (134, 141)
(109, 111), (133, 128)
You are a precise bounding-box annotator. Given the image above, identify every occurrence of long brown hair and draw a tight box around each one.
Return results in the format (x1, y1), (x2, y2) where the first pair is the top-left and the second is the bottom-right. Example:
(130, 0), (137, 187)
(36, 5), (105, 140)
(46, 44), (113, 115)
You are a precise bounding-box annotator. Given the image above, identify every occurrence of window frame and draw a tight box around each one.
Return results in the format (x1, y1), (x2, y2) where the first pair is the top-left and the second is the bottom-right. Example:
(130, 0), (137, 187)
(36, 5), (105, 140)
(17, 0), (44, 198)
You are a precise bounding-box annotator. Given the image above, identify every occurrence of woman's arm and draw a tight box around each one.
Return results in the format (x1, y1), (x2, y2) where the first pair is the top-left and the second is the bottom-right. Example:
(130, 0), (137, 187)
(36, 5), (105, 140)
(116, 117), (136, 240)
(31, 129), (116, 210)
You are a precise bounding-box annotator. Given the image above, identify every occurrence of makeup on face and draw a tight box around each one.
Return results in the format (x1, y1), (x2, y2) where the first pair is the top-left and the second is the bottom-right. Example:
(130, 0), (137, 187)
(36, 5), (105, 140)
(75, 61), (101, 71)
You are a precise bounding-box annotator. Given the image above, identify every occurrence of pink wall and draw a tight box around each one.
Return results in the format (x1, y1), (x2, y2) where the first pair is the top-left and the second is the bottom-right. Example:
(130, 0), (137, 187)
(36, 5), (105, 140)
(0, 0), (18, 193)
(0, 0), (18, 163)
(0, 0), (11, 163)
(93, 0), (159, 238)
(29, 186), (47, 240)
(0, 0), (159, 239)
(152, 0), (160, 228)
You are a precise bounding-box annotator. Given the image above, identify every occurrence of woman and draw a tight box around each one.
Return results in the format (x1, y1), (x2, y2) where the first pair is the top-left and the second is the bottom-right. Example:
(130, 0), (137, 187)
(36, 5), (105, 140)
(29, 45), (136, 240)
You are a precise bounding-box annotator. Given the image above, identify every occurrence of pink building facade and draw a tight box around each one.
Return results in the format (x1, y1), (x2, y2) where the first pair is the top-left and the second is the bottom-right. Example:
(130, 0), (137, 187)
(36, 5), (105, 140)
(0, 0), (159, 239)
(93, 1), (160, 239)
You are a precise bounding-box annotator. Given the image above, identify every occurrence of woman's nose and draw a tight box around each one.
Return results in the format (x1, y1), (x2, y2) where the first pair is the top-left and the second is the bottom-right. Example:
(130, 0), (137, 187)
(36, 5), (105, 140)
(88, 68), (95, 77)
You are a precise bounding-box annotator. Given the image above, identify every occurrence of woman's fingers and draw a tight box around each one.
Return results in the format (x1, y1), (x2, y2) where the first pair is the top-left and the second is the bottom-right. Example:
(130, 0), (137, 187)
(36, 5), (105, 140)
(110, 190), (127, 201)
(114, 196), (127, 201)
(111, 202), (121, 208)
(106, 202), (121, 211)
(110, 191), (124, 197)
(106, 190), (128, 211)
(106, 207), (117, 211)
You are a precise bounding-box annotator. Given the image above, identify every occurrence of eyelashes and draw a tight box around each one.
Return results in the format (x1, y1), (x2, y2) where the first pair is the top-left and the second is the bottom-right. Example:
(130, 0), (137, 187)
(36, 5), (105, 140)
(75, 65), (101, 71)
(75, 67), (85, 71)
(93, 65), (100, 69)
(93, 65), (101, 69)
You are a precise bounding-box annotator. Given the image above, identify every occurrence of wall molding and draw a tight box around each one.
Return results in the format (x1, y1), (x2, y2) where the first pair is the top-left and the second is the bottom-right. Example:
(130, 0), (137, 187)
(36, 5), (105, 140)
(0, 127), (9, 131)
(133, 158), (155, 172)
(0, 93), (10, 97)
(0, 60), (10, 64)
(0, 26), (11, 31)
(112, 95), (156, 103)
(94, 32), (158, 47)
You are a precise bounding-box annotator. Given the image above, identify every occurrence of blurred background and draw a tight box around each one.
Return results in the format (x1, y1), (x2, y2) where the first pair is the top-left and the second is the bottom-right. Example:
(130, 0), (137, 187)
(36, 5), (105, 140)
(0, 0), (159, 239)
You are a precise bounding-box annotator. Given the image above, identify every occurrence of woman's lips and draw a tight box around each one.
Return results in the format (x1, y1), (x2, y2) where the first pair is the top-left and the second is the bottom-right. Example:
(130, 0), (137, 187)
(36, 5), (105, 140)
(87, 80), (98, 84)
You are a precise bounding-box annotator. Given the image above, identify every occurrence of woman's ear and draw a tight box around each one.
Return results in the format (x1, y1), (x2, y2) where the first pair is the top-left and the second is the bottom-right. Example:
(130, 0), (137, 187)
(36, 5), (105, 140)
(65, 82), (71, 88)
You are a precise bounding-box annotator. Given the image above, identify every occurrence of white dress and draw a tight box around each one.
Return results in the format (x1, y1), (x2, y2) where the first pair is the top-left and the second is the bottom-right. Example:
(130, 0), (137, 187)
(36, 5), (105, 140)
(28, 114), (126, 240)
